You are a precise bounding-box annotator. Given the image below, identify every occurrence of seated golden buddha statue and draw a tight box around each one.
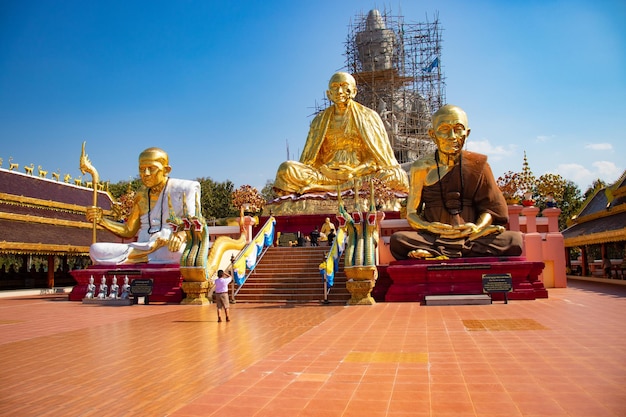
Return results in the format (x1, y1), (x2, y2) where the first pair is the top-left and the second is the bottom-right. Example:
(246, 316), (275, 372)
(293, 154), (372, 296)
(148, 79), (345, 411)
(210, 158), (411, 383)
(273, 72), (409, 196)
(390, 105), (523, 259)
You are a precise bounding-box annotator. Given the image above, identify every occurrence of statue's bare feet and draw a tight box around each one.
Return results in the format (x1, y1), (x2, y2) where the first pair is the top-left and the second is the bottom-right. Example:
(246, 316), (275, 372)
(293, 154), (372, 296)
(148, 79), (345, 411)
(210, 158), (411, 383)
(408, 249), (432, 259)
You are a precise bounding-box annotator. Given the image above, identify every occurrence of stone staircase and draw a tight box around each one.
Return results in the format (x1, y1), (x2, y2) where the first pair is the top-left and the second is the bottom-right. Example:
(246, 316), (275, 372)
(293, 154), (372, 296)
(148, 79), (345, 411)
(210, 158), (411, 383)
(233, 246), (350, 304)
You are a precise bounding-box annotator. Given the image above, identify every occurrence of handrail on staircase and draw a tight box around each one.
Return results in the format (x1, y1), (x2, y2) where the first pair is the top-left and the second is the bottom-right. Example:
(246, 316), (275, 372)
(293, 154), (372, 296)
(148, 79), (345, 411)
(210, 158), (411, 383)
(319, 227), (347, 303)
(229, 216), (276, 300)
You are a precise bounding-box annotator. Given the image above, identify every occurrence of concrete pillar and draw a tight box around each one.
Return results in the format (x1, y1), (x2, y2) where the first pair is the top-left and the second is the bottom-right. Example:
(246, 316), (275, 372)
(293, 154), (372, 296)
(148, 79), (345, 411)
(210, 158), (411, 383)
(507, 204), (523, 232)
(521, 206), (543, 281)
(47, 255), (55, 288)
(241, 216), (257, 244)
(542, 207), (567, 288)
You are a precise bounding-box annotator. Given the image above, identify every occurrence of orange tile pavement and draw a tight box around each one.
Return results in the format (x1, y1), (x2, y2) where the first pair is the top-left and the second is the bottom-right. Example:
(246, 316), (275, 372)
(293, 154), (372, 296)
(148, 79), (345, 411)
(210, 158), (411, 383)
(0, 279), (624, 417)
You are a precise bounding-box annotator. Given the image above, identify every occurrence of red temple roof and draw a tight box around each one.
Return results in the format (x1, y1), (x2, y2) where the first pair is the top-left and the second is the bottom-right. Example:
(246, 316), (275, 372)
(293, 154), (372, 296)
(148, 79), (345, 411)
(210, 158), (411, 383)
(562, 170), (626, 247)
(0, 169), (123, 255)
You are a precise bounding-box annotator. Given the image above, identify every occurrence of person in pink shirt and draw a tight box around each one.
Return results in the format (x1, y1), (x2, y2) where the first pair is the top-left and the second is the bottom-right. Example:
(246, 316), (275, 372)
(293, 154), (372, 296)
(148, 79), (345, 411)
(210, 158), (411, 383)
(214, 270), (232, 322)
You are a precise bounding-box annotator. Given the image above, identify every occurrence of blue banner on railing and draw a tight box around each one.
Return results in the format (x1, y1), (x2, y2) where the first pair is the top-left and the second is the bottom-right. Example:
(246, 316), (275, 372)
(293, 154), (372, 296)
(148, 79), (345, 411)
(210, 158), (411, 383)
(319, 227), (346, 288)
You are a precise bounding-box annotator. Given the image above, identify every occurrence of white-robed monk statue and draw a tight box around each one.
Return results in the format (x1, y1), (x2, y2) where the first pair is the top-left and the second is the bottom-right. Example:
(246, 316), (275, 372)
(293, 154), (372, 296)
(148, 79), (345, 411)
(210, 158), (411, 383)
(86, 147), (201, 265)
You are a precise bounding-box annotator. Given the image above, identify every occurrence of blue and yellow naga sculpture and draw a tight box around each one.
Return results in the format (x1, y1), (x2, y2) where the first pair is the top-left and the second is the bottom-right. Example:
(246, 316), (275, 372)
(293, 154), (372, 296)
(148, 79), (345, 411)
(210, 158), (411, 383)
(167, 193), (250, 304)
(336, 180), (384, 305)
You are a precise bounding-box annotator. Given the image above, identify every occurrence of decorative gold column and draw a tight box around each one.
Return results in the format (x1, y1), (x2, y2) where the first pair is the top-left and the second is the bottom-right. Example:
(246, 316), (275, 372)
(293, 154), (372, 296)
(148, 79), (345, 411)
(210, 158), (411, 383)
(180, 267), (213, 305)
(181, 281), (212, 305)
(345, 266), (378, 305)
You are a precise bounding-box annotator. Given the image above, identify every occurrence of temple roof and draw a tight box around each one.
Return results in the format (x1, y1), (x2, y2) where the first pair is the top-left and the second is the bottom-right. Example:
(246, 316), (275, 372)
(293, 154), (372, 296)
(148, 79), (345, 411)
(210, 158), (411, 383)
(0, 168), (123, 256)
(562, 170), (626, 247)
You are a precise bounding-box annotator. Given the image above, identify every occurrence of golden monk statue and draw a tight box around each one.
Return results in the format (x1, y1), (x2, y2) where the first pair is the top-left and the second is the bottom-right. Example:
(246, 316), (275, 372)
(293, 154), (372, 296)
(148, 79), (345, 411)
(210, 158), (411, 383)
(274, 72), (408, 195)
(86, 147), (201, 265)
(390, 105), (523, 259)
(319, 217), (336, 242)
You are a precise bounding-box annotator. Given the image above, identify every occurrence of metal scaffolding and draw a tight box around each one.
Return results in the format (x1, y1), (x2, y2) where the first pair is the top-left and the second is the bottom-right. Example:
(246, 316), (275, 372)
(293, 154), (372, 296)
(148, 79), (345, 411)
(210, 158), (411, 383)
(344, 8), (446, 164)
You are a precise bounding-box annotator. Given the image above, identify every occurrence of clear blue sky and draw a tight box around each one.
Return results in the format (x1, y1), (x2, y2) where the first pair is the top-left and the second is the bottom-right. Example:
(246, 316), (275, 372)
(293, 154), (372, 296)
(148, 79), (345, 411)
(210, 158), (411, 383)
(1, 0), (625, 194)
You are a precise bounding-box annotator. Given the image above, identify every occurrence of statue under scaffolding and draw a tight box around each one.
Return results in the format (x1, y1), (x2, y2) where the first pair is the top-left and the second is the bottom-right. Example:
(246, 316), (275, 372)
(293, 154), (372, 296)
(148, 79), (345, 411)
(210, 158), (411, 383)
(345, 9), (446, 165)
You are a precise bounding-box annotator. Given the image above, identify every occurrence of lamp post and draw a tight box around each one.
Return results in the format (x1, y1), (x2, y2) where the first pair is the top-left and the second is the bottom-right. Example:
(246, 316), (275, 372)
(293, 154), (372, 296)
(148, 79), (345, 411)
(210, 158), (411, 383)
(230, 254), (236, 304)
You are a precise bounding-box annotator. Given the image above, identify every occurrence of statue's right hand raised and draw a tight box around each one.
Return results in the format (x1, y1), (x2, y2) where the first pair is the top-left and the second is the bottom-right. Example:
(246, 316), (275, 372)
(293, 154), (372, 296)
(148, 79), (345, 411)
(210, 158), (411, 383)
(86, 206), (103, 224)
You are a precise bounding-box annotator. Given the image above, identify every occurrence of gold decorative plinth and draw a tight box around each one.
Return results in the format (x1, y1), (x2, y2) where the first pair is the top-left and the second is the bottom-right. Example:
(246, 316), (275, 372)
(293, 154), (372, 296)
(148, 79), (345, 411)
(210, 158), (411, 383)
(345, 266), (378, 305)
(346, 279), (376, 305)
(345, 265), (379, 280)
(181, 281), (212, 305)
(265, 191), (406, 216)
(180, 266), (207, 282)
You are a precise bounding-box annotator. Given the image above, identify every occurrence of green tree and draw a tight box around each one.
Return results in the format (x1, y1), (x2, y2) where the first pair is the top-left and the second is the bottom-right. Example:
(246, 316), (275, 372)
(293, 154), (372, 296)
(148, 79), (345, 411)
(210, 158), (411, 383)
(532, 174), (583, 230)
(197, 177), (238, 220)
(92, 177), (239, 223)
(552, 180), (583, 230)
(261, 179), (277, 202)
(583, 178), (607, 200)
(108, 178), (142, 199)
(498, 169), (585, 231)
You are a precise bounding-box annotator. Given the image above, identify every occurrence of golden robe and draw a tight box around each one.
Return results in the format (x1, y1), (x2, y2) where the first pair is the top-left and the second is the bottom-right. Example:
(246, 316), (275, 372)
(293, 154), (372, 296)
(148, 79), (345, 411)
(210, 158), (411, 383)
(274, 100), (408, 195)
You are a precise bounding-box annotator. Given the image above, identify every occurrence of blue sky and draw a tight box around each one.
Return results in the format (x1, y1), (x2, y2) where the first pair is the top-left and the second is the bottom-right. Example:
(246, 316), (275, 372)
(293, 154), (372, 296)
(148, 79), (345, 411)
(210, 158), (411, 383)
(1, 0), (625, 195)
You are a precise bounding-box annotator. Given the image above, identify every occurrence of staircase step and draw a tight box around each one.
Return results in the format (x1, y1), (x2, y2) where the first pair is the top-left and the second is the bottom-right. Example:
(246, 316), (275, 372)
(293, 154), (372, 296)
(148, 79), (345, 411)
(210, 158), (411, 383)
(234, 246), (350, 304)
(424, 294), (492, 306)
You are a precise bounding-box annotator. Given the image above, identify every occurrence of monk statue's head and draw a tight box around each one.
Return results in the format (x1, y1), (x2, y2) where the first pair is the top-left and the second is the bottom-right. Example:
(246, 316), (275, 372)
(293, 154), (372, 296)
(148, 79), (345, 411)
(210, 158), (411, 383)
(139, 147), (169, 166)
(428, 105), (471, 158)
(432, 105), (468, 126)
(138, 147), (172, 189)
(327, 72), (357, 105)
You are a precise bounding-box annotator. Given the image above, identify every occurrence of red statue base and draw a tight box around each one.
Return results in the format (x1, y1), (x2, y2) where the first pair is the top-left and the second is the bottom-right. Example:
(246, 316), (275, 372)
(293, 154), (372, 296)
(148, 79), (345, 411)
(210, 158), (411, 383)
(69, 264), (184, 303)
(380, 257), (547, 303)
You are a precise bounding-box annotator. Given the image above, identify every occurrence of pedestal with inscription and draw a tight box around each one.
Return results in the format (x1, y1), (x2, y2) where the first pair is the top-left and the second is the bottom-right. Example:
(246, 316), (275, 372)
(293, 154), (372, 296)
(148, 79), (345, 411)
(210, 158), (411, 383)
(82, 297), (133, 306)
(382, 257), (547, 303)
(482, 274), (513, 303)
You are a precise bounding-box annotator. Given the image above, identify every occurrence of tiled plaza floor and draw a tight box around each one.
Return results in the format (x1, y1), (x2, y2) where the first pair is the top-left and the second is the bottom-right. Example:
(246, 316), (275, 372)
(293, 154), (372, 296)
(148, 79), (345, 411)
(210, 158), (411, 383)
(0, 278), (624, 416)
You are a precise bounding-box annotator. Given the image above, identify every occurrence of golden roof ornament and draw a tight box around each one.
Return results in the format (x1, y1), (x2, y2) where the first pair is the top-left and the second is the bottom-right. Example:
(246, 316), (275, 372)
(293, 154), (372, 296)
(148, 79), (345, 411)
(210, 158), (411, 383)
(79, 141), (100, 244)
